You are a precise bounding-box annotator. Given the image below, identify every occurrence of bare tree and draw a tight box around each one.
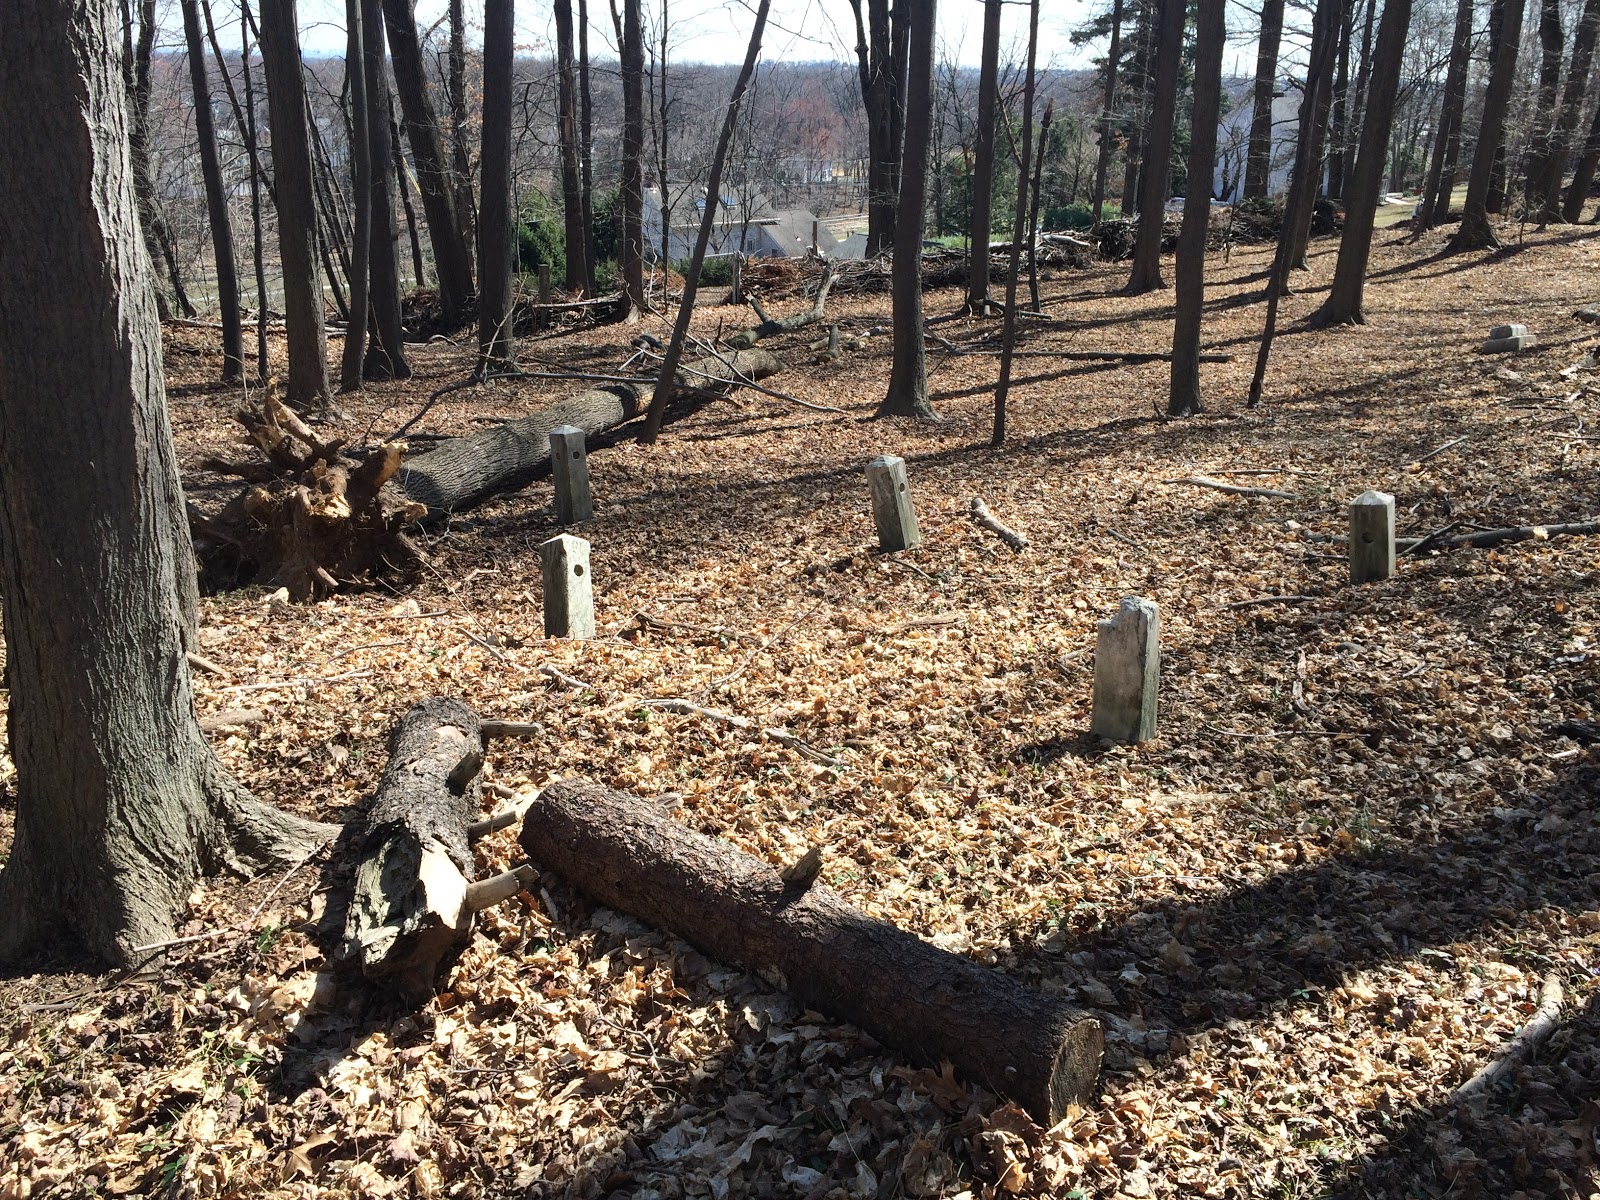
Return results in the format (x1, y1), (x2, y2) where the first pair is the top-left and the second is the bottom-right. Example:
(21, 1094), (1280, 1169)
(448, 0), (475, 267)
(1090, 0), (1124, 225)
(125, 0), (197, 319)
(848, 0), (907, 256)
(1311, 0), (1415, 326)
(993, 0), (1038, 447)
(617, 0), (646, 316)
(579, 0), (597, 296)
(360, 0), (410, 379)
(0, 0), (333, 965)
(1243, 0), (1285, 199)
(1123, 0), (1185, 294)
(179, 0), (244, 380)
(555, 0), (590, 295)
(1532, 0), (1599, 221)
(1565, 80), (1600, 221)
(1452, 0), (1524, 248)
(1522, 0), (1564, 213)
(340, 0), (373, 391)
(965, 0), (1002, 315)
(1418, 0), (1474, 227)
(478, 0), (515, 370)
(1170, 0), (1225, 416)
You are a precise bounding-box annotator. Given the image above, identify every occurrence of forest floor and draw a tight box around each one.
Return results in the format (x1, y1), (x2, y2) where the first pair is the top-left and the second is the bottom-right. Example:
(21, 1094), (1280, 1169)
(3, 221), (1600, 1200)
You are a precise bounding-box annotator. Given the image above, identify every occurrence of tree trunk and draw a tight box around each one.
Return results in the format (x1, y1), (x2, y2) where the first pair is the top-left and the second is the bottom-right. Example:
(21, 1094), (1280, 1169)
(993, 0), (1039, 447)
(1522, 0), (1564, 212)
(1564, 85), (1600, 221)
(0, 0), (333, 966)
(179, 0), (245, 380)
(361, 0), (410, 380)
(1170, 0), (1225, 416)
(340, 0), (372, 391)
(1026, 98), (1052, 313)
(578, 0), (597, 298)
(618, 0), (646, 317)
(393, 104), (428, 287)
(1453, 0), (1524, 248)
(640, 0), (772, 444)
(236, 0), (271, 377)
(555, 0), (589, 295)
(1285, 6), (1341, 272)
(850, 0), (902, 256)
(1123, 0), (1185, 294)
(1344, 0), (1376, 192)
(382, 0), (475, 317)
(1121, 1), (1154, 212)
(478, 0), (515, 370)
(259, 0), (332, 408)
(964, 0), (1002, 314)
(1532, 0), (1600, 221)
(1312, 0), (1414, 325)
(447, 0), (476, 274)
(1091, 0), (1123, 224)
(879, 0), (937, 418)
(1244, 0), (1285, 199)
(1419, 0), (1473, 227)
(519, 779), (1103, 1126)
(127, 0), (197, 321)
(1327, 0), (1354, 198)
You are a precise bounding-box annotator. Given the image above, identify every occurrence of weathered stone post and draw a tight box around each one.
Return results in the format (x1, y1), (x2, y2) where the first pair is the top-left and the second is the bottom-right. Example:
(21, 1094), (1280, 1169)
(1091, 597), (1159, 744)
(541, 534), (594, 639)
(866, 455), (921, 552)
(1349, 490), (1396, 584)
(549, 425), (593, 524)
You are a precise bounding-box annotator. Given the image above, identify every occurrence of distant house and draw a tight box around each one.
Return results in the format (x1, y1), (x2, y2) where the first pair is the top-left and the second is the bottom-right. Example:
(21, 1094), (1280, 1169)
(640, 183), (842, 261)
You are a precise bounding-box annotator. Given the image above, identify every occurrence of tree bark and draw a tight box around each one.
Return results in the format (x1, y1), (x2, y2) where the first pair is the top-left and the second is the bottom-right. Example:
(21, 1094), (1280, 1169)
(1532, 0), (1600, 221)
(180, 0), (245, 380)
(1170, 0), (1225, 416)
(0, 0), (333, 966)
(360, 0), (410, 380)
(1453, 0), (1524, 248)
(618, 0), (646, 317)
(1522, 0), (1565, 213)
(555, 0), (589, 296)
(1564, 87), (1600, 222)
(259, 0), (332, 408)
(964, 0), (1002, 314)
(1326, 0), (1354, 199)
(127, 0), (197, 320)
(392, 103), (427, 287)
(447, 0), (476, 272)
(1285, 1), (1342, 273)
(879, 0), (937, 418)
(520, 779), (1103, 1124)
(340, 0), (373, 392)
(478, 0), (515, 370)
(1311, 0), (1413, 325)
(1418, 0), (1473, 227)
(382, 0), (475, 317)
(578, 0), (597, 298)
(849, 0), (903, 256)
(1121, 1), (1154, 213)
(993, 0), (1039, 447)
(1123, 0), (1185, 294)
(1091, 0), (1123, 225)
(1244, 0), (1286, 199)
(1344, 0), (1376, 193)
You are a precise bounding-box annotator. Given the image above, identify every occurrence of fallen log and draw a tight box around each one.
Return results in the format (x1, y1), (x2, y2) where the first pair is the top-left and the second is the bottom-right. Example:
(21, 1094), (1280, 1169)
(396, 346), (781, 521)
(723, 265), (839, 350)
(1166, 475), (1298, 499)
(1435, 519), (1600, 551)
(340, 696), (487, 999)
(519, 779), (1103, 1123)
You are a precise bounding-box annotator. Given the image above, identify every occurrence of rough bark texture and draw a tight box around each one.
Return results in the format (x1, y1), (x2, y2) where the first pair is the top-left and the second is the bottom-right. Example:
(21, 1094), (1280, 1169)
(578, 0), (597, 298)
(555, 0), (589, 296)
(447, 0), (476, 273)
(361, 0), (411, 380)
(180, 0), (244, 380)
(1522, 0), (1565, 214)
(879, 0), (937, 419)
(259, 0), (331, 408)
(1311, 0), (1413, 326)
(521, 779), (1104, 1125)
(340, 0), (373, 392)
(1123, 0), (1185, 294)
(341, 697), (483, 999)
(964, 0), (1002, 314)
(410, 347), (780, 520)
(1419, 0), (1474, 227)
(1285, 0), (1341, 274)
(618, 0), (646, 316)
(382, 0), (475, 317)
(1453, 0), (1524, 248)
(1169, 0), (1225, 415)
(478, 0), (515, 369)
(1533, 0), (1600, 221)
(1243, 0), (1285, 199)
(0, 0), (332, 965)
(1326, 0), (1353, 199)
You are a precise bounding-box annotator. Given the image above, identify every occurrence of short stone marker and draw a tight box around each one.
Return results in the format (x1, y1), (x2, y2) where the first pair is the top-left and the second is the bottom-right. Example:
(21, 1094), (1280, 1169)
(549, 425), (593, 524)
(865, 455), (921, 552)
(1349, 490), (1396, 583)
(540, 533), (594, 639)
(1091, 597), (1160, 745)
(1481, 323), (1536, 353)
(1489, 323), (1527, 339)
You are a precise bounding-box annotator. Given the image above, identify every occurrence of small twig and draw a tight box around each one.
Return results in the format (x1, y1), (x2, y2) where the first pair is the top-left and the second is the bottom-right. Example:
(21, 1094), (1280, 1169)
(186, 651), (228, 677)
(480, 719), (542, 740)
(462, 627), (521, 669)
(1408, 434), (1472, 467)
(1398, 520), (1467, 558)
(324, 639), (406, 661)
(1167, 476), (1298, 499)
(222, 669), (373, 693)
(969, 497), (1030, 552)
(1224, 594), (1315, 609)
(704, 601), (821, 694)
(1453, 972), (1564, 1102)
(1202, 724), (1366, 739)
(643, 697), (846, 768)
(199, 708), (266, 732)
(540, 664), (596, 691)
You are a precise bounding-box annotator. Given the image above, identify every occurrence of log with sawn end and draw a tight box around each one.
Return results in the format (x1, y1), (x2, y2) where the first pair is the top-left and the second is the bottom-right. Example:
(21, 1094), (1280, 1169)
(519, 778), (1103, 1124)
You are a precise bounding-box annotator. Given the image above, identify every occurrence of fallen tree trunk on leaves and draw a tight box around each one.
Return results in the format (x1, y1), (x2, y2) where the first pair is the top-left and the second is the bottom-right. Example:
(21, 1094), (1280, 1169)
(396, 346), (781, 521)
(723, 265), (838, 350)
(519, 778), (1103, 1123)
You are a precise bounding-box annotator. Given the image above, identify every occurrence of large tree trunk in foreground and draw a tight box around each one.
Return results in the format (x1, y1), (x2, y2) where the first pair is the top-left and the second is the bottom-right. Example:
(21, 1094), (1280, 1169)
(341, 697), (484, 1000)
(259, 0), (332, 408)
(0, 0), (333, 965)
(382, 0), (475, 319)
(1311, 0), (1413, 326)
(1169, 0), (1225, 416)
(1454, 0), (1524, 248)
(1243, 0), (1285, 199)
(521, 779), (1104, 1125)
(1123, 0), (1185, 294)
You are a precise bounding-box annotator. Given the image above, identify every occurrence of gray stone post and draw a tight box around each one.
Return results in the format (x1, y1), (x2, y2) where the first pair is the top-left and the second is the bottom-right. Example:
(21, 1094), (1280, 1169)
(549, 425), (593, 524)
(1091, 597), (1159, 744)
(540, 534), (594, 639)
(865, 455), (921, 551)
(1349, 490), (1396, 584)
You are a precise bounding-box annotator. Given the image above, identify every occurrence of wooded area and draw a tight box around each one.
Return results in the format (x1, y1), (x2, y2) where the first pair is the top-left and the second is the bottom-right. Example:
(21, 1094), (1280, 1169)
(3, 0), (1600, 1193)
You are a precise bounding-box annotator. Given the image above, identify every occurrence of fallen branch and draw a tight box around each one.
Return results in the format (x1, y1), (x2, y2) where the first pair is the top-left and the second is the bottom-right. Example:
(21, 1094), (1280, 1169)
(1408, 434), (1472, 467)
(1166, 476), (1299, 499)
(969, 497), (1030, 552)
(723, 264), (839, 350)
(1453, 972), (1564, 1102)
(643, 697), (845, 768)
(199, 708), (266, 732)
(1224, 594), (1315, 609)
(1435, 519), (1600, 550)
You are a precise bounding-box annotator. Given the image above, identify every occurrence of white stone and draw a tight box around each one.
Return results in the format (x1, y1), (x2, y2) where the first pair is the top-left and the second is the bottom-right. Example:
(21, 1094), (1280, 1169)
(865, 455), (921, 552)
(1349, 490), (1395, 584)
(1480, 334), (1537, 353)
(1488, 323), (1527, 340)
(1091, 597), (1159, 744)
(549, 425), (593, 524)
(540, 534), (594, 639)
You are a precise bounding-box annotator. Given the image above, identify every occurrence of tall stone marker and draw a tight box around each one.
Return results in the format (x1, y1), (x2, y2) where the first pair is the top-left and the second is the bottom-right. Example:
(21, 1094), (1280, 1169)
(541, 533), (594, 639)
(549, 425), (593, 524)
(1349, 490), (1395, 584)
(1091, 597), (1159, 744)
(866, 455), (921, 552)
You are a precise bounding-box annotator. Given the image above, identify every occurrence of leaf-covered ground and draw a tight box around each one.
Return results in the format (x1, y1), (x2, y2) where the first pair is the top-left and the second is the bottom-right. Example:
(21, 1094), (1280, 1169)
(3, 224), (1600, 1199)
